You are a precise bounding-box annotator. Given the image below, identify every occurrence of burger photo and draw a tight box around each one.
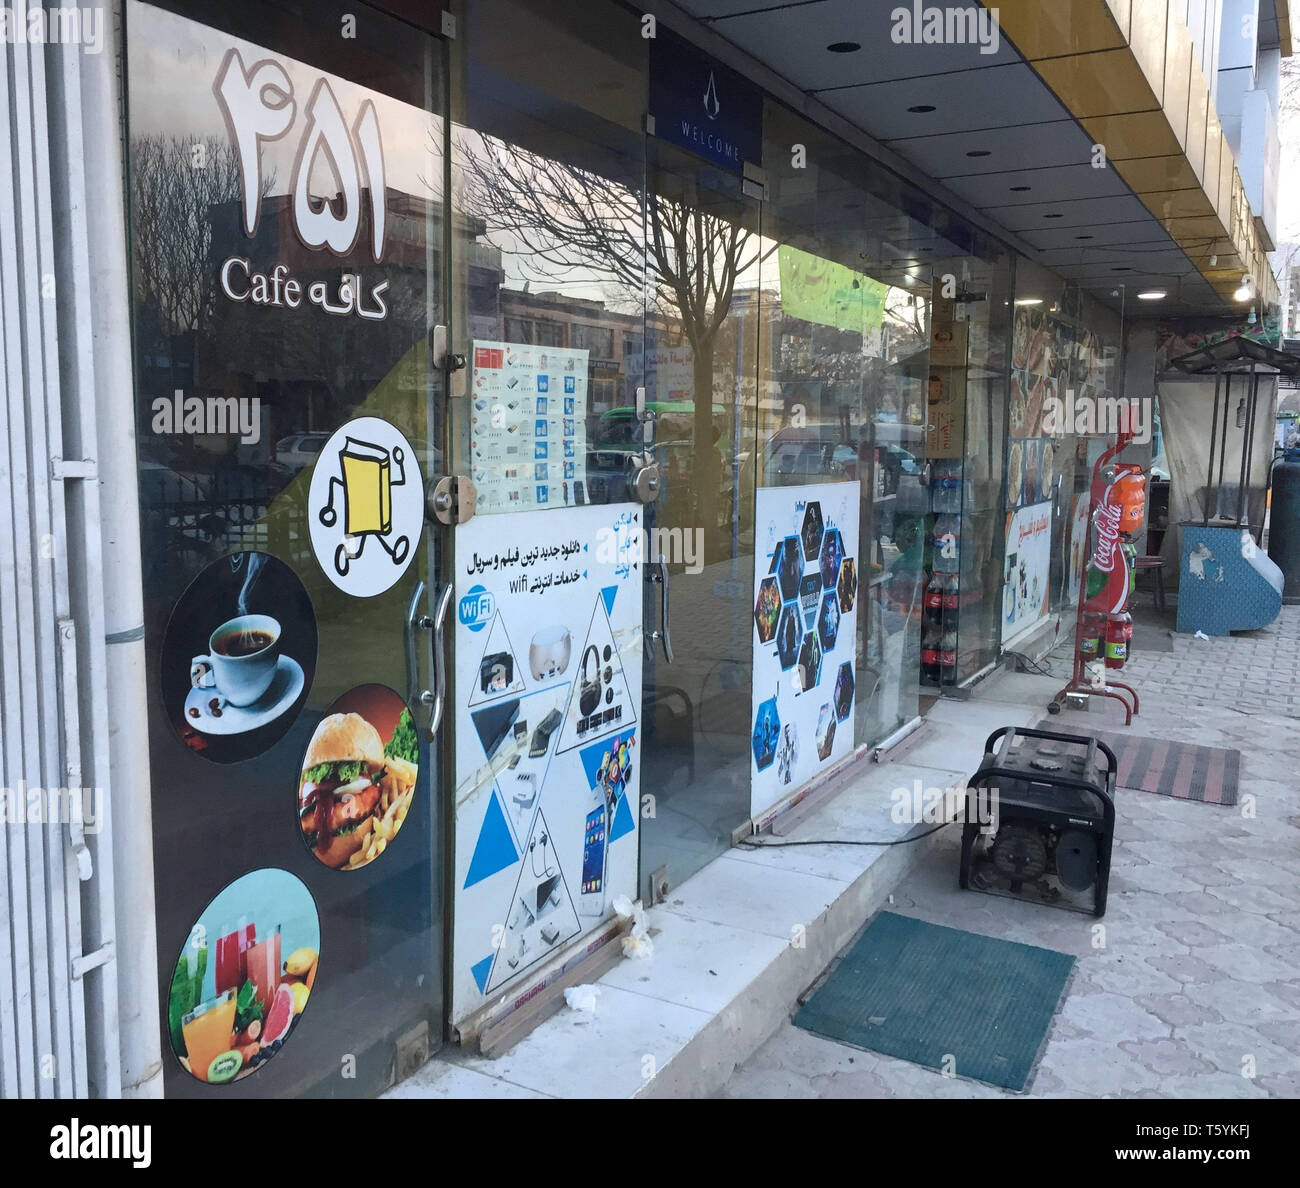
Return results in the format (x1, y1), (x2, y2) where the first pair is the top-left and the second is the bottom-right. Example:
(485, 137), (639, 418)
(298, 711), (418, 870)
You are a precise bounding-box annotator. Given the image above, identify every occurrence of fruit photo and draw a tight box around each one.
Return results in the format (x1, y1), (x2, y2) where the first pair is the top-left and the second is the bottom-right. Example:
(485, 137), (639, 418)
(167, 869), (320, 1085)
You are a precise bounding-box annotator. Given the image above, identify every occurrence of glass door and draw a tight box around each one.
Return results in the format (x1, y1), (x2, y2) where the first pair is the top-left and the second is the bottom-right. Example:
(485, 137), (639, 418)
(126, 0), (449, 1097)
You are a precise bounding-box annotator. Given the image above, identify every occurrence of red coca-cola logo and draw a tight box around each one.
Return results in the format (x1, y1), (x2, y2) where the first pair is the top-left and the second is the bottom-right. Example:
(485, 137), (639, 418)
(1093, 501), (1122, 571)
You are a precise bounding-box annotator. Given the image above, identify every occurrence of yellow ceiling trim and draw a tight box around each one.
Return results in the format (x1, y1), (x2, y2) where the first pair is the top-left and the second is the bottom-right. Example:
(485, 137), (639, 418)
(996, 0), (1275, 312)
(1281, 1), (1294, 58)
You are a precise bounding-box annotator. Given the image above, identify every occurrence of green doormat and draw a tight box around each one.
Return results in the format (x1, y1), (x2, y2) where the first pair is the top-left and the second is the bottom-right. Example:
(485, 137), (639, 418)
(794, 912), (1074, 1092)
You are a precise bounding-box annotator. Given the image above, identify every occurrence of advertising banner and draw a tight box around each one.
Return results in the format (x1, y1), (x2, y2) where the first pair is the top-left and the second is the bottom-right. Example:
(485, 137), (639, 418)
(452, 503), (643, 1021)
(1003, 501), (1053, 645)
(777, 244), (887, 335)
(470, 341), (588, 515)
(751, 482), (859, 819)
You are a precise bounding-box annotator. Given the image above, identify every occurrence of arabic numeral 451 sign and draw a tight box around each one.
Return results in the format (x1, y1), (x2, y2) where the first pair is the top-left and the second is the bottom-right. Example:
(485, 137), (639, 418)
(213, 48), (390, 321)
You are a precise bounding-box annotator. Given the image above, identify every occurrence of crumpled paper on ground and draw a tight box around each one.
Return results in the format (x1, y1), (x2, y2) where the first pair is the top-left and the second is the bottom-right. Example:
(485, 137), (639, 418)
(563, 984), (601, 1020)
(613, 894), (655, 960)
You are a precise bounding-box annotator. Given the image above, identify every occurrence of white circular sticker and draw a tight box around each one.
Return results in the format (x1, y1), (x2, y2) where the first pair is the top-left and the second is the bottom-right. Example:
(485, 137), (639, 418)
(308, 417), (424, 597)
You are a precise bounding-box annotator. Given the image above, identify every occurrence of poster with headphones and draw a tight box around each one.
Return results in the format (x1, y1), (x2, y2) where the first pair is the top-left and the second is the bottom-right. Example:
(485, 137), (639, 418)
(450, 502), (643, 1023)
(751, 482), (859, 819)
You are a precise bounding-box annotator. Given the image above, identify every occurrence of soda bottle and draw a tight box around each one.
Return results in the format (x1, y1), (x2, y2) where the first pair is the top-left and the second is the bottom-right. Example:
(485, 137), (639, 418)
(932, 514), (960, 573)
(1123, 540), (1138, 598)
(942, 572), (960, 611)
(921, 620), (941, 685)
(1113, 465), (1146, 533)
(1079, 609), (1105, 660)
(1104, 612), (1130, 668)
(938, 629), (958, 683)
(924, 572), (944, 612)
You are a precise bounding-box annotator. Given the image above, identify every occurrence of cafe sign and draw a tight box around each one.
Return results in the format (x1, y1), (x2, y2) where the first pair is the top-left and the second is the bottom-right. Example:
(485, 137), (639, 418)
(213, 48), (390, 319)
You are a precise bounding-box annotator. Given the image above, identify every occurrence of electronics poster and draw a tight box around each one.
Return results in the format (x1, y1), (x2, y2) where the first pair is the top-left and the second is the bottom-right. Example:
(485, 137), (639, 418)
(751, 482), (859, 819)
(470, 341), (588, 515)
(1003, 501), (1053, 646)
(451, 503), (642, 1021)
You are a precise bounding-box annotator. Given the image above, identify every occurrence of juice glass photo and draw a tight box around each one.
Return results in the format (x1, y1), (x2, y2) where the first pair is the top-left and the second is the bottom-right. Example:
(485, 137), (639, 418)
(181, 989), (237, 1082)
(245, 926), (282, 1012)
(214, 916), (253, 996)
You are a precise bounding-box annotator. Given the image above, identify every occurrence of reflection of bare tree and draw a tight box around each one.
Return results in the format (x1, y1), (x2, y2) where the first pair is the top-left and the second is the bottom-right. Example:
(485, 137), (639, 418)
(130, 135), (272, 334)
(458, 133), (765, 530)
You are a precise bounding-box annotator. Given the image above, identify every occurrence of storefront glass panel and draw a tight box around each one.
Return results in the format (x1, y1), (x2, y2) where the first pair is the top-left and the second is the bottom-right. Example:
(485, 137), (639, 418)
(126, 0), (448, 1096)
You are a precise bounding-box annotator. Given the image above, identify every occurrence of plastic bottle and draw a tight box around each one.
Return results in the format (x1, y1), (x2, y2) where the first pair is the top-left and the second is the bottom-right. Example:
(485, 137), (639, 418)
(1104, 612), (1130, 668)
(921, 620), (941, 685)
(932, 513), (961, 573)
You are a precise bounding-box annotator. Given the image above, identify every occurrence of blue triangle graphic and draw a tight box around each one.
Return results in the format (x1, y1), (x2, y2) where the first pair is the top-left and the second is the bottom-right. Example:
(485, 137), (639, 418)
(601, 584), (618, 615)
(470, 954), (494, 994)
(610, 789), (636, 842)
(464, 790), (519, 888)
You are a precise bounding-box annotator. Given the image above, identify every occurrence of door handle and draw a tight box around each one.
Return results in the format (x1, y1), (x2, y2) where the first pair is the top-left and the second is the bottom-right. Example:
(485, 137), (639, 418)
(646, 553), (674, 663)
(416, 582), (454, 739)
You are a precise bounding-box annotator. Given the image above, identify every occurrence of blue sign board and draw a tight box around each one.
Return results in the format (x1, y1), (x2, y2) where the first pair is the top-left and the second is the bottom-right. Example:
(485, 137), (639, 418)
(649, 28), (762, 176)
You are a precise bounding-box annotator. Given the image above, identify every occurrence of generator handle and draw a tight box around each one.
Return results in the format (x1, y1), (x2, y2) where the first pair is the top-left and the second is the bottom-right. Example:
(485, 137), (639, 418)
(981, 724), (1118, 777)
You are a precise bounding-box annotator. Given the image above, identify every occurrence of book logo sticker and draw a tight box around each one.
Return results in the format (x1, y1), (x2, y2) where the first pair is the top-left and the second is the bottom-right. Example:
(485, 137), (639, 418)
(308, 416), (423, 597)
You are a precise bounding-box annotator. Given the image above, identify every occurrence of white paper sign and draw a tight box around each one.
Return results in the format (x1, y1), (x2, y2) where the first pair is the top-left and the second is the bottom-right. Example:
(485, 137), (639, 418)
(751, 482), (859, 818)
(451, 503), (642, 1021)
(1003, 500), (1053, 644)
(469, 341), (588, 515)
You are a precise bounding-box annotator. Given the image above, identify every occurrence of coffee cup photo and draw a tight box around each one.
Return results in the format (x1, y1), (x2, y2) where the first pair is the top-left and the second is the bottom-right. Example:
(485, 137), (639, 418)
(191, 614), (282, 707)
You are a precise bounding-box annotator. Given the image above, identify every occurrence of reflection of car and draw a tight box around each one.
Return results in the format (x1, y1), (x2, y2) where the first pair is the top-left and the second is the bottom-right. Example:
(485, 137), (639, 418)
(275, 432), (330, 472)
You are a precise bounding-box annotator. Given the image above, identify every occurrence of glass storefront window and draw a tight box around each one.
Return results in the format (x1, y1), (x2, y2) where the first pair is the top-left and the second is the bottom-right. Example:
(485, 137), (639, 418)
(126, 0), (448, 1097)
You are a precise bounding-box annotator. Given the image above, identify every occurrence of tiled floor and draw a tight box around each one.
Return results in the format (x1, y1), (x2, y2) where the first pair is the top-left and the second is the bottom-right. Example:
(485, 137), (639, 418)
(722, 609), (1300, 1098)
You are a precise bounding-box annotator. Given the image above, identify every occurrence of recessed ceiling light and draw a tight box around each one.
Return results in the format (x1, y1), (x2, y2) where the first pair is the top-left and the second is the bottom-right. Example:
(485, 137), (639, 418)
(1137, 289), (1166, 300)
(1112, 266), (1132, 272)
(1075, 234), (1094, 240)
(1014, 298), (1043, 306)
(966, 150), (991, 158)
(907, 104), (936, 113)
(1010, 185), (1031, 192)
(827, 41), (861, 53)
(1044, 213), (1063, 219)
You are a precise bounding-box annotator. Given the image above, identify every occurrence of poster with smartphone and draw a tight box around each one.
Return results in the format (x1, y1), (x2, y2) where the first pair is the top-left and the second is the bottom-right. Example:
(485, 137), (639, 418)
(751, 482), (859, 819)
(450, 502), (642, 1022)
(469, 341), (588, 515)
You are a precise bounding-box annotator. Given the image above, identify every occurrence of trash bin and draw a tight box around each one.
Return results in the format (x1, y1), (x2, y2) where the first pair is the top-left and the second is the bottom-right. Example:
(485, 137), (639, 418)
(1268, 449), (1300, 603)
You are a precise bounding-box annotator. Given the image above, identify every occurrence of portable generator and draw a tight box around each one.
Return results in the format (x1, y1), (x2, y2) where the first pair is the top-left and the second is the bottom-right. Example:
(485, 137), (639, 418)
(959, 726), (1117, 917)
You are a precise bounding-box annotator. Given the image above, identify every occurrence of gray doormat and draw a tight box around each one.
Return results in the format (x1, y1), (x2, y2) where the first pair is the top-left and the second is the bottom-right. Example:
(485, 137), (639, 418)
(1034, 722), (1240, 805)
(794, 912), (1073, 1092)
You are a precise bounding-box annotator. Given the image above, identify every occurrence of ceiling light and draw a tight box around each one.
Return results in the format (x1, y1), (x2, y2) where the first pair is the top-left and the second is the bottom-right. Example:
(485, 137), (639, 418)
(1137, 289), (1167, 300)
(1209, 254), (1218, 267)
(1075, 234), (1094, 240)
(1044, 213), (1063, 219)
(1112, 267), (1132, 272)
(1010, 185), (1031, 192)
(907, 104), (936, 113)
(966, 150), (991, 158)
(1014, 298), (1043, 306)
(827, 41), (861, 53)
(1234, 274), (1256, 302)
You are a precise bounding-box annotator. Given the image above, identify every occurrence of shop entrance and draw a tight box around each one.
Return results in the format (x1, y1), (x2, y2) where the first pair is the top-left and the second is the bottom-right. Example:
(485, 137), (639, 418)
(126, 0), (451, 1096)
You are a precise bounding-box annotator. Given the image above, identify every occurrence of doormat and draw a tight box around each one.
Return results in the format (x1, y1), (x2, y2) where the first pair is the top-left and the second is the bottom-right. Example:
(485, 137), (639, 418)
(794, 912), (1073, 1092)
(1034, 722), (1239, 805)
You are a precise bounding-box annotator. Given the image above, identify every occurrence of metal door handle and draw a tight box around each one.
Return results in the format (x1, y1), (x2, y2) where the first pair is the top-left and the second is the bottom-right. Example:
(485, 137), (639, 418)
(647, 554), (674, 663)
(416, 583), (454, 739)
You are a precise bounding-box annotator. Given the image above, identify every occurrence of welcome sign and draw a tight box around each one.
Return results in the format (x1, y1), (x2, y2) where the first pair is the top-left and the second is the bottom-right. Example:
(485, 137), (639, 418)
(649, 27), (762, 176)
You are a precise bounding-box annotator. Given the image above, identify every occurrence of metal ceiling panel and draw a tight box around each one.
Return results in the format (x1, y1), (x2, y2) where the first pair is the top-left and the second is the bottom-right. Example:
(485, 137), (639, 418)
(993, 192), (1154, 231)
(945, 161), (1132, 208)
(706, 0), (1018, 88)
(884, 119), (1097, 178)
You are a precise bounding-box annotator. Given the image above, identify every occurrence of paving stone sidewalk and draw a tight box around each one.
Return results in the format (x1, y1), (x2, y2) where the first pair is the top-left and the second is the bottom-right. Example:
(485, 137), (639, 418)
(722, 607), (1300, 1099)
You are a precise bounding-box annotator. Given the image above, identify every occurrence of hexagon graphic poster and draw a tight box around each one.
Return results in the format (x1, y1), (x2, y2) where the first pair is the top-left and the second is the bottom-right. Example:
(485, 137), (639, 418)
(751, 482), (858, 817)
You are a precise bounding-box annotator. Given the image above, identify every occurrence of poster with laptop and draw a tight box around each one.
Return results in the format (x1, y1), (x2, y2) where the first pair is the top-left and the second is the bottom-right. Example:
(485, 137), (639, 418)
(450, 502), (641, 1022)
(469, 341), (588, 515)
(751, 482), (859, 818)
(1003, 501), (1053, 646)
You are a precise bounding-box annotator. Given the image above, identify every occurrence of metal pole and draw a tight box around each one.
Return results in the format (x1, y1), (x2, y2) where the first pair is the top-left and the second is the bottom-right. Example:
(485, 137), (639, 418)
(1235, 365), (1253, 528)
(1241, 366), (1261, 531)
(1205, 368), (1221, 525)
(1216, 372), (1233, 520)
(84, 1), (163, 1098)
